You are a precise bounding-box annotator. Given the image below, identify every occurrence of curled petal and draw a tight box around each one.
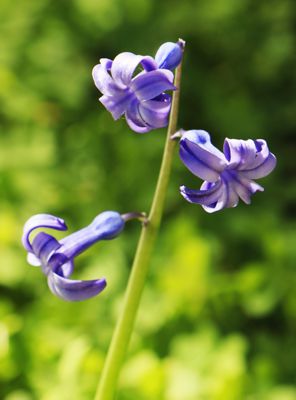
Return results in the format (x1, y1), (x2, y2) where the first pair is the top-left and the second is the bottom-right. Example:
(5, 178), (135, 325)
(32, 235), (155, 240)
(131, 69), (175, 101)
(226, 171), (264, 204)
(138, 94), (171, 129)
(223, 138), (277, 175)
(100, 91), (132, 120)
(155, 41), (183, 70)
(202, 175), (262, 213)
(238, 153), (277, 180)
(92, 59), (121, 96)
(181, 171), (266, 213)
(47, 271), (107, 301)
(27, 252), (41, 267)
(204, 173), (263, 212)
(111, 52), (157, 88)
(47, 254), (74, 278)
(125, 99), (151, 133)
(22, 214), (67, 252)
(31, 232), (62, 275)
(140, 57), (158, 72)
(180, 180), (224, 206)
(201, 179), (239, 213)
(224, 138), (255, 168)
(59, 211), (125, 259)
(180, 180), (231, 213)
(180, 130), (227, 182)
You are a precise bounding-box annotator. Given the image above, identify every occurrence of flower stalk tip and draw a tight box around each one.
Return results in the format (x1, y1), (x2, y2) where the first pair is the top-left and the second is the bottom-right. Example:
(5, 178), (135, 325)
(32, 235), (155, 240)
(178, 38), (186, 50)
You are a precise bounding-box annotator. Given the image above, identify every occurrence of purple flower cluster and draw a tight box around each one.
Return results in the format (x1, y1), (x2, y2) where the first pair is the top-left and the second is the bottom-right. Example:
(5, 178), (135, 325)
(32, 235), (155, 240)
(92, 42), (183, 133)
(22, 40), (277, 302)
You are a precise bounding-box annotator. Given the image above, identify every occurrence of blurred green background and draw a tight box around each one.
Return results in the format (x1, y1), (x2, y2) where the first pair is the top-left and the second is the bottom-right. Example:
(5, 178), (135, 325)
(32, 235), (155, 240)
(0, 0), (295, 399)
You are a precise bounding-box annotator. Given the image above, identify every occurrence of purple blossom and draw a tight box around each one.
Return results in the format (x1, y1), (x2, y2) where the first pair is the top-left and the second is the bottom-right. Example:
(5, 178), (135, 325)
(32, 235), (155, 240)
(22, 211), (126, 301)
(92, 41), (183, 133)
(178, 130), (277, 213)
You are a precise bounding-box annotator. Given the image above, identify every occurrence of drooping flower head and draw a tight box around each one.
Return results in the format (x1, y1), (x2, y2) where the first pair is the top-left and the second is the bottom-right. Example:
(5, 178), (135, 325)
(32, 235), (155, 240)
(92, 41), (183, 133)
(178, 130), (276, 213)
(22, 211), (141, 301)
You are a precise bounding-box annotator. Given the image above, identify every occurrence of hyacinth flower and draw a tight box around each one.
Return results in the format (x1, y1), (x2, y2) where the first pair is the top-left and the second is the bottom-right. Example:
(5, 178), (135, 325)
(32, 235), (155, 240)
(22, 211), (143, 301)
(178, 130), (277, 213)
(92, 41), (183, 133)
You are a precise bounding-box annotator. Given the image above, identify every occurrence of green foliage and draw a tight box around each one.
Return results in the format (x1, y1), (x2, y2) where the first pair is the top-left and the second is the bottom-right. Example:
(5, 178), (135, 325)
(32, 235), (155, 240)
(0, 0), (295, 399)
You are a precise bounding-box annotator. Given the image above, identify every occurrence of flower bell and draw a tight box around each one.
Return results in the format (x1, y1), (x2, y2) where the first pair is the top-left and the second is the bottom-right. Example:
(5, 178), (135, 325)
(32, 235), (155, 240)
(178, 130), (277, 213)
(22, 211), (144, 301)
(92, 41), (183, 133)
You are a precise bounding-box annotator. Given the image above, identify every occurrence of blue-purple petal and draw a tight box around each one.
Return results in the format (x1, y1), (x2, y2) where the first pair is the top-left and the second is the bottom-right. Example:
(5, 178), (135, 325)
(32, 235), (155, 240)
(140, 57), (158, 72)
(226, 172), (264, 204)
(182, 169), (266, 213)
(223, 138), (277, 179)
(238, 153), (277, 179)
(223, 138), (275, 171)
(131, 69), (175, 101)
(111, 53), (157, 88)
(201, 181), (229, 213)
(202, 173), (263, 212)
(223, 138), (253, 168)
(92, 59), (122, 97)
(49, 258), (74, 278)
(22, 214), (67, 252)
(31, 232), (62, 275)
(155, 42), (183, 70)
(59, 211), (125, 259)
(125, 99), (152, 133)
(180, 180), (224, 206)
(180, 130), (227, 182)
(181, 180), (229, 213)
(111, 52), (141, 88)
(47, 271), (107, 301)
(138, 95), (171, 129)
(201, 179), (239, 213)
(100, 91), (132, 120)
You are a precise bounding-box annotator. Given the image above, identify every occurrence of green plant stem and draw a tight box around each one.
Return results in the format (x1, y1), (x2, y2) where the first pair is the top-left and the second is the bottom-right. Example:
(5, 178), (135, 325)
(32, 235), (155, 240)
(94, 42), (184, 400)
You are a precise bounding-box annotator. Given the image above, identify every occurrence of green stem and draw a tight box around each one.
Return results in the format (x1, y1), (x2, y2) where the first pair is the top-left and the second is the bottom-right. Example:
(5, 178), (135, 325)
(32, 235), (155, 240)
(94, 40), (185, 400)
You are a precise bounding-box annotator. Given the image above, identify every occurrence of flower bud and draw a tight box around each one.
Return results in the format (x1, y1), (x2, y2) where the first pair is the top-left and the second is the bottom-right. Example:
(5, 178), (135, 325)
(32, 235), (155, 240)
(155, 42), (183, 70)
(90, 211), (125, 240)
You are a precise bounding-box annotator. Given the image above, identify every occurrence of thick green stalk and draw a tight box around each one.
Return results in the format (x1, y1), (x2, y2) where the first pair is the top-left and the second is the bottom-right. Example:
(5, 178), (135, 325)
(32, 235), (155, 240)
(94, 41), (184, 400)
